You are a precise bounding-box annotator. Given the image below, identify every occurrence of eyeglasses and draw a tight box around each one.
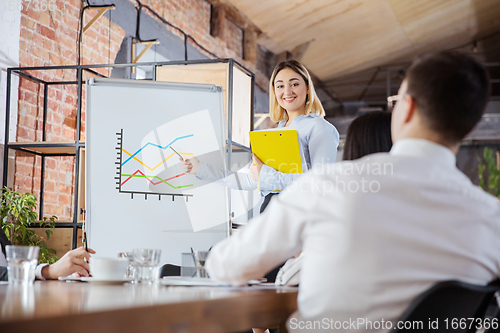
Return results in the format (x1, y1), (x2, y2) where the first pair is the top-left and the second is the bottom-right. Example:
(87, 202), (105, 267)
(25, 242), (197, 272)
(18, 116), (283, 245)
(387, 94), (401, 111)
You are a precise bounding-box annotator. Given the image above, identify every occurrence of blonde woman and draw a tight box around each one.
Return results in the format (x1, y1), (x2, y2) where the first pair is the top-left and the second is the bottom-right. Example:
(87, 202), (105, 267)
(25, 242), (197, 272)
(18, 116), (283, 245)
(181, 60), (339, 212)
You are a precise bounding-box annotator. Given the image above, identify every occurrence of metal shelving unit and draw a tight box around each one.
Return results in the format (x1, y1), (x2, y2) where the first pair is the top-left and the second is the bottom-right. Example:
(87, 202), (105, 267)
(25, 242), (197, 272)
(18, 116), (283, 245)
(3, 59), (255, 249)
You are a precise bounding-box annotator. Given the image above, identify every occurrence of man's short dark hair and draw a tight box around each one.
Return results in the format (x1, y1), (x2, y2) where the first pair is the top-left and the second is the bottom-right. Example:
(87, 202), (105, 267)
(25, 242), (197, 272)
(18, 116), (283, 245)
(405, 51), (490, 143)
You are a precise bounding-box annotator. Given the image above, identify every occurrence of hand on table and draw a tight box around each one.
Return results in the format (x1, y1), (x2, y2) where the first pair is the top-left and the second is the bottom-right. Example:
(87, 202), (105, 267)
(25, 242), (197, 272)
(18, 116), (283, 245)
(41, 246), (95, 280)
(250, 154), (263, 181)
(180, 157), (200, 175)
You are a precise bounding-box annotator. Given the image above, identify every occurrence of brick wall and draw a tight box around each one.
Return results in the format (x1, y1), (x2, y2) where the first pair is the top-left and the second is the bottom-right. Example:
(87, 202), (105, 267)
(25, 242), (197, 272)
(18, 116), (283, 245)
(15, 0), (125, 221)
(12, 0), (270, 248)
(224, 19), (243, 58)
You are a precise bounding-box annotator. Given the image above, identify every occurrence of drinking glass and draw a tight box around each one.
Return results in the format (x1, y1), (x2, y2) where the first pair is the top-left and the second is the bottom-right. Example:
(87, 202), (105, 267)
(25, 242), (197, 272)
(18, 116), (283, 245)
(118, 252), (135, 279)
(6, 246), (39, 285)
(133, 249), (161, 283)
(194, 251), (209, 278)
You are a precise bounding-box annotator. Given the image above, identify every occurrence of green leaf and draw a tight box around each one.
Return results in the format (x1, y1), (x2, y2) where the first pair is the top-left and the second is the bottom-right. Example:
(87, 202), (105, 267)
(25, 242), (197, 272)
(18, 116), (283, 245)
(0, 188), (58, 263)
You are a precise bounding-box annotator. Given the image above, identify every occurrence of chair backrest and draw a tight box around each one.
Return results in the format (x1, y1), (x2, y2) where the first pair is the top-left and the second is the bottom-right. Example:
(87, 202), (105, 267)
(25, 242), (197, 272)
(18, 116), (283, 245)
(159, 264), (181, 277)
(391, 280), (499, 333)
(485, 281), (500, 333)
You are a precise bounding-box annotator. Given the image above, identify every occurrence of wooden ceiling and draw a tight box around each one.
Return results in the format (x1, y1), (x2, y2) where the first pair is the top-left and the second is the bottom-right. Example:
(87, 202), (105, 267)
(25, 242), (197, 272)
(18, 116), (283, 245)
(226, 0), (500, 82)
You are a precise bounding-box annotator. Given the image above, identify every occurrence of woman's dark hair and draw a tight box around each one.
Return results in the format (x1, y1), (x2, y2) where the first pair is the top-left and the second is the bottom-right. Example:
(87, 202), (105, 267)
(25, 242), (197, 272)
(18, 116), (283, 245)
(342, 111), (392, 161)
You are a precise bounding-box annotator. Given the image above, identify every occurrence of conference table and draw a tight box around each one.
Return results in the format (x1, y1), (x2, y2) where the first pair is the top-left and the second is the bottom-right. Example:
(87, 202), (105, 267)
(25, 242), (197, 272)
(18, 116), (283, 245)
(0, 280), (298, 333)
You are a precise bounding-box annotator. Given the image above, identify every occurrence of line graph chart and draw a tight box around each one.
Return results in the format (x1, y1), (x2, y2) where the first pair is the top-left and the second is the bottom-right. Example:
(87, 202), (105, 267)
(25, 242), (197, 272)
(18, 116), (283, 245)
(120, 170), (192, 188)
(116, 129), (195, 200)
(121, 149), (194, 171)
(121, 134), (194, 166)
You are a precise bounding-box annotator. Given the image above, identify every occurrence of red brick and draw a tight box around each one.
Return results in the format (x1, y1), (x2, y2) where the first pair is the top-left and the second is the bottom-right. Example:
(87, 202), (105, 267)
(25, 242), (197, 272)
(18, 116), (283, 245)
(59, 194), (72, 206)
(26, 104), (38, 117)
(42, 37), (53, 52)
(85, 28), (98, 42)
(61, 35), (74, 50)
(64, 95), (75, 105)
(44, 204), (56, 215)
(62, 127), (75, 140)
(20, 28), (33, 42)
(48, 100), (60, 113)
(47, 124), (62, 136)
(23, 177), (33, 189)
(25, 116), (36, 128)
(17, 127), (29, 140)
(23, 90), (37, 106)
(55, 206), (65, 218)
(46, 170), (59, 181)
(16, 163), (34, 177)
(39, 11), (51, 27)
(31, 46), (42, 60)
(49, 52), (61, 65)
(26, 9), (40, 21)
(41, 49), (50, 61)
(62, 104), (75, 117)
(53, 112), (63, 125)
(44, 192), (58, 204)
(40, 26), (56, 40)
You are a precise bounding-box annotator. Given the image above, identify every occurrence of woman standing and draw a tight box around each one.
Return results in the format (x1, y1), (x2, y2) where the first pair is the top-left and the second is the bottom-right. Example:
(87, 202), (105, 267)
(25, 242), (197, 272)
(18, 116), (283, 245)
(181, 60), (339, 213)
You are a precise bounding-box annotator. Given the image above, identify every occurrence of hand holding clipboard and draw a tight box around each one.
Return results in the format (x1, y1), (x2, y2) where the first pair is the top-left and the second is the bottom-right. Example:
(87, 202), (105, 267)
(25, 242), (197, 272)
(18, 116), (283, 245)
(250, 154), (264, 181)
(249, 129), (303, 175)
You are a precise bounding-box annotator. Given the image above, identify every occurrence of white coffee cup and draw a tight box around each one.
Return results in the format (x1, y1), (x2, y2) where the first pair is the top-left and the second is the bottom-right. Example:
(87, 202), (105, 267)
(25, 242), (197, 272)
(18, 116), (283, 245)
(90, 257), (129, 280)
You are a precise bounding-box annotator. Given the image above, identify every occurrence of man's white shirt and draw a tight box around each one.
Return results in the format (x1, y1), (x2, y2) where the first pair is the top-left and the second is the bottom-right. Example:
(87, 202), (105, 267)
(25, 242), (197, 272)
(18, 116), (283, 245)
(206, 139), (500, 332)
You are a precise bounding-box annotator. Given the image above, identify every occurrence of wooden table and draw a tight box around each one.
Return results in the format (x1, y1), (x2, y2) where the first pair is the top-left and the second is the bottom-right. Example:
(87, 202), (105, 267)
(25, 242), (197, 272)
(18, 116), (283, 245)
(0, 281), (298, 333)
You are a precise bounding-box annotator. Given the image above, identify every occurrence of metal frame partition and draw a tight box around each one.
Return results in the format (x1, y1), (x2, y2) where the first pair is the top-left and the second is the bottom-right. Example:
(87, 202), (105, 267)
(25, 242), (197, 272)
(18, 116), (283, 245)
(3, 59), (255, 249)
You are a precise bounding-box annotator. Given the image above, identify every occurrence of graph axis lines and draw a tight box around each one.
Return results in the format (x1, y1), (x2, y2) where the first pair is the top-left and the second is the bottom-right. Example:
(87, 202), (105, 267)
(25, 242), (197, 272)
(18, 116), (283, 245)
(116, 129), (193, 201)
(115, 129), (123, 192)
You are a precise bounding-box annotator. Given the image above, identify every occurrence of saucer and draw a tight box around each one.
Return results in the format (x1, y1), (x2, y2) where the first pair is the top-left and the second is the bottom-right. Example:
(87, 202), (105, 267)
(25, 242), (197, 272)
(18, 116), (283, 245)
(59, 276), (132, 284)
(81, 277), (132, 284)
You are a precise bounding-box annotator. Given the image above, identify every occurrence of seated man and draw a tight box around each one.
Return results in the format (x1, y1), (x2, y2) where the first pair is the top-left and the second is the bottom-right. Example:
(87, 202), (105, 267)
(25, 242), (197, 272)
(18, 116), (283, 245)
(0, 228), (95, 281)
(206, 51), (500, 332)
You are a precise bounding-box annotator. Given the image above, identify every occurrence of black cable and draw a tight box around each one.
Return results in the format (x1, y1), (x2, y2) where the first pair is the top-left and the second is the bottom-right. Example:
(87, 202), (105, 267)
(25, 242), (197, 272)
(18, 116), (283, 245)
(136, 0), (219, 59)
(77, 6), (86, 66)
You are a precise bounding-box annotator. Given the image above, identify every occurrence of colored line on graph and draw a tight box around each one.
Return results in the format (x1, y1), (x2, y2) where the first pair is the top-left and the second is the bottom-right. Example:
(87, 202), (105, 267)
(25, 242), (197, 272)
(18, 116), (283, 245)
(121, 170), (193, 189)
(122, 149), (193, 171)
(121, 134), (194, 166)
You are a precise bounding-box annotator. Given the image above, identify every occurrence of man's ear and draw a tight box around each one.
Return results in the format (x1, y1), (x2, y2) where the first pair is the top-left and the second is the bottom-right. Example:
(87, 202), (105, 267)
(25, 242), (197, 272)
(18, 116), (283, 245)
(402, 95), (417, 124)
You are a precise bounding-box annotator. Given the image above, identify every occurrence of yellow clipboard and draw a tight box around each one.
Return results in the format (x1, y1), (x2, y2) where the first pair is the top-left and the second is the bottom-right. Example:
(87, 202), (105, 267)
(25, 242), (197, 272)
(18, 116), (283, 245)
(249, 129), (303, 174)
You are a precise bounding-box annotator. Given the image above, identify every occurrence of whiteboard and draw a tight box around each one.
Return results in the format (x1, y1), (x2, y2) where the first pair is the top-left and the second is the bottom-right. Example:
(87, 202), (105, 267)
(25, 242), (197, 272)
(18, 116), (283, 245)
(86, 78), (229, 266)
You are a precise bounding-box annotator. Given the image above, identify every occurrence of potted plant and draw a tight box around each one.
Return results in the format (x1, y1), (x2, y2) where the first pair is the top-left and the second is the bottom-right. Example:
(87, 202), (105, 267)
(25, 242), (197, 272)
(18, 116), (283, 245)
(478, 147), (500, 200)
(0, 187), (58, 264)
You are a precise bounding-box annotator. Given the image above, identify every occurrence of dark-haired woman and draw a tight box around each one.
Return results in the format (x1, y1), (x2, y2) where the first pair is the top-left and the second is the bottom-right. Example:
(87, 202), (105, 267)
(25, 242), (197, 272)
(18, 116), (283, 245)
(343, 111), (392, 161)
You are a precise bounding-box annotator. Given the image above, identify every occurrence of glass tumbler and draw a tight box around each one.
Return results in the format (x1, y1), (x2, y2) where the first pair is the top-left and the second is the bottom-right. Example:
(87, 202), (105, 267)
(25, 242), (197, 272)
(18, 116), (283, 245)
(133, 249), (161, 283)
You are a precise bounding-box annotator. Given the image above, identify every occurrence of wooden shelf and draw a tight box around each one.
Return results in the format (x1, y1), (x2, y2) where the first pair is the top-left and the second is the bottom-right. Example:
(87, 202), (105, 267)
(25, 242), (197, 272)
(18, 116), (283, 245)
(7, 142), (85, 155)
(226, 142), (251, 153)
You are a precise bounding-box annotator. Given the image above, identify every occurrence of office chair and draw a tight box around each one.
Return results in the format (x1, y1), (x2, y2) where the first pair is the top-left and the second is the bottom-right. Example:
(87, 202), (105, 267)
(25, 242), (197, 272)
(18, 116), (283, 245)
(391, 280), (500, 333)
(484, 280), (500, 333)
(159, 264), (181, 277)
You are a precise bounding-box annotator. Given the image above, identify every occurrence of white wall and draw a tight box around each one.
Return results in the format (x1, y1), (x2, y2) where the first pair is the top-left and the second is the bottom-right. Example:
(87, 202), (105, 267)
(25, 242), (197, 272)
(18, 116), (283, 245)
(0, 8), (21, 186)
